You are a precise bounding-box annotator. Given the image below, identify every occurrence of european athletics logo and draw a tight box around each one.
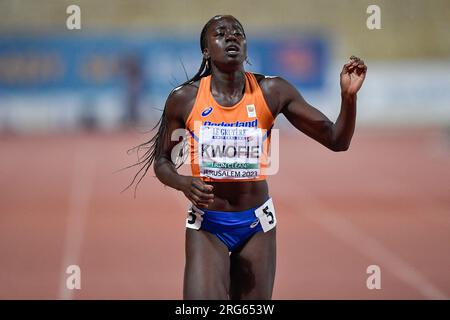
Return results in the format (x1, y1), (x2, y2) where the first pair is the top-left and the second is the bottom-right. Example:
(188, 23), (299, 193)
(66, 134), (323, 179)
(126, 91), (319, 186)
(201, 106), (213, 117)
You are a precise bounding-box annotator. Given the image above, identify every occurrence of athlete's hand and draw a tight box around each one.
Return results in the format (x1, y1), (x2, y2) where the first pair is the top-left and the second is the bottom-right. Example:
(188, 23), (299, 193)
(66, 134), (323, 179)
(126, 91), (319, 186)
(179, 176), (214, 209)
(340, 55), (367, 96)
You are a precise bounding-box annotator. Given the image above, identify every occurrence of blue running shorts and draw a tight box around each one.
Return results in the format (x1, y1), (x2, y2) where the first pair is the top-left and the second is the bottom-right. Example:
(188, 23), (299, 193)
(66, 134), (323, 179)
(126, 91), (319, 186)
(186, 197), (277, 252)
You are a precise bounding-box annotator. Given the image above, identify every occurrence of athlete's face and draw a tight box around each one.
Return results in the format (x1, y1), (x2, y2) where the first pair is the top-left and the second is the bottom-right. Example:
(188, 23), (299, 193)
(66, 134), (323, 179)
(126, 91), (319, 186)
(204, 16), (247, 68)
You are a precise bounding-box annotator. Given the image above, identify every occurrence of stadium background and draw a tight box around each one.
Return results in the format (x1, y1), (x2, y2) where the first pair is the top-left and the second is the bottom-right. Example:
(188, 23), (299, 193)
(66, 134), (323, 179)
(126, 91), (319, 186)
(0, 0), (449, 299)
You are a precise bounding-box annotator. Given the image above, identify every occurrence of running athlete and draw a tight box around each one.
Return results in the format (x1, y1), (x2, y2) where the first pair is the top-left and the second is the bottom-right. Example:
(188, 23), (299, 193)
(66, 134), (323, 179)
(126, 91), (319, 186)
(130, 15), (367, 299)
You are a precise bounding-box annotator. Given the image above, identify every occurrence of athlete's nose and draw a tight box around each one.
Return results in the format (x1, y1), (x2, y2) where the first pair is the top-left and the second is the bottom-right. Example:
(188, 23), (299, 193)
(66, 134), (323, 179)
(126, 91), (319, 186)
(225, 32), (237, 42)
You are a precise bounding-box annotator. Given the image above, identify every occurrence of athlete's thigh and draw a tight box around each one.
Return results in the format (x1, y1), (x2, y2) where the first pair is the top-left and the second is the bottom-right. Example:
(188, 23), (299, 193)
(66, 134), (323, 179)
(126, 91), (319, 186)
(184, 228), (231, 299)
(229, 227), (276, 300)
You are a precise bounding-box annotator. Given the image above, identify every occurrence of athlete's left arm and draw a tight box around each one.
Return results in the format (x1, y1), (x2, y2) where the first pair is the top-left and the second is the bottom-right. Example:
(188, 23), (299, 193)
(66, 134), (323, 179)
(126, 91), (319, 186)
(276, 56), (367, 151)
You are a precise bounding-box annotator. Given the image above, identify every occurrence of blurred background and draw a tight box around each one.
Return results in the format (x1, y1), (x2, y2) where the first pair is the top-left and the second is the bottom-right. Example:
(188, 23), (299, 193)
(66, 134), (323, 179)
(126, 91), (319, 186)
(0, 0), (449, 299)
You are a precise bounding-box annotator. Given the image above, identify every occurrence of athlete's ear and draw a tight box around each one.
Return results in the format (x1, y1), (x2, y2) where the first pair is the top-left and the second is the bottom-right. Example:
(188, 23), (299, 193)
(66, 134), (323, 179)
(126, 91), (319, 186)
(203, 49), (210, 61)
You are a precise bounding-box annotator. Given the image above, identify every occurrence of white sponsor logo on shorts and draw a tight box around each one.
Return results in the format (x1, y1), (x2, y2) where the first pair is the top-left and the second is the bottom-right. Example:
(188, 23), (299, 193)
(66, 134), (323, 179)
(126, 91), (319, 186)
(250, 220), (260, 228)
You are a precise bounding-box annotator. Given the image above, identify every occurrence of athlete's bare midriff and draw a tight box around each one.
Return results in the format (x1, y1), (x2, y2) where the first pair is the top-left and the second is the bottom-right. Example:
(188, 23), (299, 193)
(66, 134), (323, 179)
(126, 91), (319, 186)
(206, 180), (269, 211)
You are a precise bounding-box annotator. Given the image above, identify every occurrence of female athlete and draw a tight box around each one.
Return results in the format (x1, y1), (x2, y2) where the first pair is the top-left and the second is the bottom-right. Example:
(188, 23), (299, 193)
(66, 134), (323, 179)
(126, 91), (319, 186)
(129, 15), (367, 300)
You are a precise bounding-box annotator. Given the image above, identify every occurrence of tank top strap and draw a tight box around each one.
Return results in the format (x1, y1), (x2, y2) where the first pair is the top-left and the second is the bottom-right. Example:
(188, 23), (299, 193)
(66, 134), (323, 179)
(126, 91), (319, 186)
(245, 72), (258, 93)
(200, 74), (211, 94)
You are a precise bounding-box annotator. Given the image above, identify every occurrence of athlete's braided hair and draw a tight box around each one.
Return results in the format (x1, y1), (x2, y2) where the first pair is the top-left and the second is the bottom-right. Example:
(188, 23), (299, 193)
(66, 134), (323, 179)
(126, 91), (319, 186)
(124, 15), (245, 195)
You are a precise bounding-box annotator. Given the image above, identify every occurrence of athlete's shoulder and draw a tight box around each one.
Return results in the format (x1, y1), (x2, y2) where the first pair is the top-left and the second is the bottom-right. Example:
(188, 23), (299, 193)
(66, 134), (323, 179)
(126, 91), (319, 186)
(253, 73), (301, 102)
(251, 72), (278, 82)
(250, 72), (291, 91)
(167, 79), (201, 104)
(165, 80), (201, 122)
(249, 73), (297, 117)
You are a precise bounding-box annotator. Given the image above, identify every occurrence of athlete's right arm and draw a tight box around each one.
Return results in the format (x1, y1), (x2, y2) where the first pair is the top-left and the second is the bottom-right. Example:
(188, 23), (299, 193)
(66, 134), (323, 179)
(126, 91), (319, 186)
(153, 86), (214, 208)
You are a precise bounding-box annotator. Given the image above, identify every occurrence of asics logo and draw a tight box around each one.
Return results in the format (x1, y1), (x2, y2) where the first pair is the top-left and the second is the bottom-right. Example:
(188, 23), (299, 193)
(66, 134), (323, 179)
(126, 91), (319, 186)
(201, 106), (213, 117)
(250, 220), (260, 228)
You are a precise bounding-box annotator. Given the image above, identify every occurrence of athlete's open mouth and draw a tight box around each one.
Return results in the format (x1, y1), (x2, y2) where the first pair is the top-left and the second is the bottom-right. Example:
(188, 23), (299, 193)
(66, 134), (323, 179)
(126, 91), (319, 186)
(225, 45), (240, 55)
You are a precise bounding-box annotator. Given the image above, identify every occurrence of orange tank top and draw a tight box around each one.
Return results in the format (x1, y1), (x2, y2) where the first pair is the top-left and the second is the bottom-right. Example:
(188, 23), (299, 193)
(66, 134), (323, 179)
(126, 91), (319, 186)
(185, 72), (275, 182)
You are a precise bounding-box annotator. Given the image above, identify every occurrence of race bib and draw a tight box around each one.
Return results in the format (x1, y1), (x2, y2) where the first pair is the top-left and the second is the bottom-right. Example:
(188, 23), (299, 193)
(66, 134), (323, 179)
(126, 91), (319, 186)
(186, 204), (204, 230)
(254, 198), (277, 232)
(198, 125), (262, 180)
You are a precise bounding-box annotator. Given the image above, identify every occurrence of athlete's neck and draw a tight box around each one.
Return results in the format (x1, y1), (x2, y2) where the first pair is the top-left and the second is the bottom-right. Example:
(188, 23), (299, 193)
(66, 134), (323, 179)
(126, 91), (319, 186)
(210, 69), (246, 100)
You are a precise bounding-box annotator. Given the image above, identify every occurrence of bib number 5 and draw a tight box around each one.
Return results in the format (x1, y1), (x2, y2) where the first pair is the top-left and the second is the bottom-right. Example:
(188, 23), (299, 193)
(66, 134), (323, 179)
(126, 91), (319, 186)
(255, 198), (277, 232)
(262, 206), (275, 225)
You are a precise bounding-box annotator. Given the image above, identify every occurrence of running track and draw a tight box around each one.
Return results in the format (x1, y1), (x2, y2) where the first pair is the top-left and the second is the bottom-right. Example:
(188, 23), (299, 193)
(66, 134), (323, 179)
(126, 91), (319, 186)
(0, 126), (449, 299)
